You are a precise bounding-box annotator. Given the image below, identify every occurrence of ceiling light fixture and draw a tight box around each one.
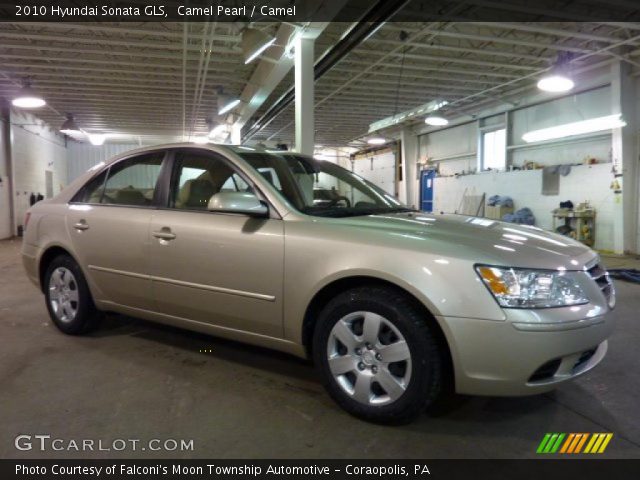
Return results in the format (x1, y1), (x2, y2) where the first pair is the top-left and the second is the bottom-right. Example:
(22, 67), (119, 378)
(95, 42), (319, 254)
(60, 114), (82, 135)
(241, 27), (276, 64)
(522, 114), (626, 143)
(367, 137), (387, 145)
(538, 53), (574, 93)
(425, 115), (449, 126)
(217, 87), (241, 115)
(12, 80), (46, 108)
(537, 75), (574, 93)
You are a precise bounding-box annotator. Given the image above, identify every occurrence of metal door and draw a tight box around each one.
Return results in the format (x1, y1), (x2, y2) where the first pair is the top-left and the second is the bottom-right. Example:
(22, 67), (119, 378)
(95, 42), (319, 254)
(420, 170), (436, 212)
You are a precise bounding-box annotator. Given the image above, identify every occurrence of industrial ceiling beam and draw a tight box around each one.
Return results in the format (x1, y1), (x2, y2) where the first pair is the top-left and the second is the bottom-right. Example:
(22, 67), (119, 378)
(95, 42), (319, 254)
(336, 59), (522, 78)
(5, 22), (238, 42)
(0, 42), (242, 62)
(471, 22), (628, 44)
(0, 31), (238, 53)
(0, 53), (248, 70)
(242, 0), (413, 142)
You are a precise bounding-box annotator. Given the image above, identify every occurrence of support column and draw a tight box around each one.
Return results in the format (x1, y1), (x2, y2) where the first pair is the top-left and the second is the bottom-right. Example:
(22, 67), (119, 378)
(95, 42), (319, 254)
(400, 128), (419, 208)
(294, 36), (314, 155)
(0, 100), (13, 239)
(611, 59), (638, 254)
(230, 124), (242, 145)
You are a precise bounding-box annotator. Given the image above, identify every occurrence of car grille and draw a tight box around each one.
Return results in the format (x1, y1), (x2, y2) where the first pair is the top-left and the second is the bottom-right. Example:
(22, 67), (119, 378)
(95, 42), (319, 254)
(587, 263), (615, 308)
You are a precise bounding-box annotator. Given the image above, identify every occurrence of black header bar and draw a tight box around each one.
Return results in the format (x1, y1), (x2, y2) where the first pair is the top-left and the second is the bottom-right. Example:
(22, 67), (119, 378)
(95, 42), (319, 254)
(4, 459), (640, 480)
(0, 0), (639, 22)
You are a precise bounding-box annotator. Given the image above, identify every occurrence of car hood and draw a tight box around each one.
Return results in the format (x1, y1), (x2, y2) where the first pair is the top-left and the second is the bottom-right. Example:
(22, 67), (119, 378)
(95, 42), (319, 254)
(329, 212), (597, 270)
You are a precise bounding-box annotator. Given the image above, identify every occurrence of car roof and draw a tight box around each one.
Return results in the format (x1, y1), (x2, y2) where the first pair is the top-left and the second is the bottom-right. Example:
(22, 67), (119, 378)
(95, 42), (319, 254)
(100, 143), (306, 167)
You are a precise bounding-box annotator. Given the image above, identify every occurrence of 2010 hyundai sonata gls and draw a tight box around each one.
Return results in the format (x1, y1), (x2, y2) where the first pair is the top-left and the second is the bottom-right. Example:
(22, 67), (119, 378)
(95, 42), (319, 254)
(22, 144), (615, 423)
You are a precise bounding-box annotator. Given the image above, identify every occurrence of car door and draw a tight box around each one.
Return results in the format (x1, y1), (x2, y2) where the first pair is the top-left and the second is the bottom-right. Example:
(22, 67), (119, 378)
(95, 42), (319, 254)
(148, 149), (285, 337)
(66, 151), (167, 310)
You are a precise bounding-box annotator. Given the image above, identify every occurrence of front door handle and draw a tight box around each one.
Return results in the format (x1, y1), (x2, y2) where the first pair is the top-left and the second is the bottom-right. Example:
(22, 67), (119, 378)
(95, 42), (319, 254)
(73, 220), (89, 231)
(152, 228), (176, 241)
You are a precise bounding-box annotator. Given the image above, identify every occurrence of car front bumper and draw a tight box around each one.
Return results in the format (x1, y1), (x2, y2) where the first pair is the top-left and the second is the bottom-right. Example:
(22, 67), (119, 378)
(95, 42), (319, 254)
(438, 308), (615, 396)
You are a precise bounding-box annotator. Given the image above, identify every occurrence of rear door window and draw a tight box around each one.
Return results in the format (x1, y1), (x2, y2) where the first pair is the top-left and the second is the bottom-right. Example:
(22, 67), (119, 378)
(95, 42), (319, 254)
(101, 152), (165, 206)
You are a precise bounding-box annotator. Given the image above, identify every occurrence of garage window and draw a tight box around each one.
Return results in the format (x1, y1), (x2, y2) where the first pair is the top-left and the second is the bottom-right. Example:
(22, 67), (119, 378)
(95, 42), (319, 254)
(481, 128), (506, 171)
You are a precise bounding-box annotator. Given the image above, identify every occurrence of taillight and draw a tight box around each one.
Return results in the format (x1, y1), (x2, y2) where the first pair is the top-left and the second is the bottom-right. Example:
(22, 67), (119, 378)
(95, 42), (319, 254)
(24, 212), (31, 230)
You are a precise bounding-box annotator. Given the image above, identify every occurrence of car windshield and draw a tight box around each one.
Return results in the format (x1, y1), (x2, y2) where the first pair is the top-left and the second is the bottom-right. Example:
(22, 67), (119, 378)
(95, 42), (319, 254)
(237, 151), (413, 218)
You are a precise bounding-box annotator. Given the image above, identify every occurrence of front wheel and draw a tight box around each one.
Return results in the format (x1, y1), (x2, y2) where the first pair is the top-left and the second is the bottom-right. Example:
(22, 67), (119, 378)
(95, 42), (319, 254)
(313, 286), (444, 424)
(44, 254), (102, 335)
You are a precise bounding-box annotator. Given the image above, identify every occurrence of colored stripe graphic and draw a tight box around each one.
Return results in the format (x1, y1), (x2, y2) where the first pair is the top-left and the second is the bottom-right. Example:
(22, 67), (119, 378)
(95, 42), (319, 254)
(537, 433), (552, 453)
(537, 433), (566, 453)
(560, 433), (575, 453)
(585, 433), (614, 454)
(584, 433), (599, 453)
(550, 433), (565, 453)
(567, 433), (582, 453)
(574, 433), (589, 453)
(538, 433), (613, 454)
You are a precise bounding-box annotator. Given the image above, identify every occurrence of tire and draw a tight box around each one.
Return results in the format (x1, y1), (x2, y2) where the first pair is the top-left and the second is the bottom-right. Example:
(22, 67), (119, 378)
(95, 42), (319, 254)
(44, 254), (102, 335)
(313, 286), (444, 424)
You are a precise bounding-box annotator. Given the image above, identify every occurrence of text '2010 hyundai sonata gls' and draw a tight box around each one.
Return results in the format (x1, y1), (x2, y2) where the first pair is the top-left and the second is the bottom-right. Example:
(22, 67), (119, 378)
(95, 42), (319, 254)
(22, 144), (615, 423)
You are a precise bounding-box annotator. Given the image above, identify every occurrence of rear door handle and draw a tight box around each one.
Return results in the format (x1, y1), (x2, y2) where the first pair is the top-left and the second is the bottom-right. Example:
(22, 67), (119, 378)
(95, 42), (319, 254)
(73, 221), (89, 231)
(152, 229), (176, 241)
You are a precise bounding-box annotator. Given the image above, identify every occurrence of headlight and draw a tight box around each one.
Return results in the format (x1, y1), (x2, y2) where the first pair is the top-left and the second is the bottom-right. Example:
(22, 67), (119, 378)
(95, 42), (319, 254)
(475, 265), (589, 308)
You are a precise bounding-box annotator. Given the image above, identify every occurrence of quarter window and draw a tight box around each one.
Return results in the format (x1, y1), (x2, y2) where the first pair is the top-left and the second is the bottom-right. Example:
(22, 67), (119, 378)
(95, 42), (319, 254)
(101, 153), (165, 206)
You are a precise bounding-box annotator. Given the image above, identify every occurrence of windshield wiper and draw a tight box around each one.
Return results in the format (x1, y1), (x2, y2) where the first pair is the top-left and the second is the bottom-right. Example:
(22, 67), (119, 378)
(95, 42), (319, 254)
(303, 206), (418, 218)
(386, 207), (419, 213)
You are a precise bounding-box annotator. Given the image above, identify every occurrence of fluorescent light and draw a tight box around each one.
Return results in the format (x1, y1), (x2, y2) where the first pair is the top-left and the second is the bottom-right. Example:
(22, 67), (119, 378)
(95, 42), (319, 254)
(369, 99), (448, 132)
(425, 115), (449, 126)
(522, 114), (626, 143)
(88, 134), (105, 146)
(367, 137), (386, 145)
(218, 96), (240, 115)
(60, 114), (82, 135)
(537, 74), (574, 93)
(12, 83), (46, 108)
(241, 28), (276, 64)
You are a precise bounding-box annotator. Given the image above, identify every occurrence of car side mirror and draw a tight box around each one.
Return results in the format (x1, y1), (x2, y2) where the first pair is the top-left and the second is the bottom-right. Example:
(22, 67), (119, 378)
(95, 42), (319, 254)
(207, 191), (269, 217)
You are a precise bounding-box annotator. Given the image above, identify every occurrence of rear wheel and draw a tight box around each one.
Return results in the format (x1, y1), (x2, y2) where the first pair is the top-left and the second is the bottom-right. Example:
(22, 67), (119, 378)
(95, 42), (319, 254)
(44, 254), (101, 335)
(313, 286), (443, 424)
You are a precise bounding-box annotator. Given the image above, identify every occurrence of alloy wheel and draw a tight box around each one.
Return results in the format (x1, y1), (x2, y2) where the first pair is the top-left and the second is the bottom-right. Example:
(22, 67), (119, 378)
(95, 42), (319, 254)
(326, 311), (412, 406)
(48, 267), (79, 323)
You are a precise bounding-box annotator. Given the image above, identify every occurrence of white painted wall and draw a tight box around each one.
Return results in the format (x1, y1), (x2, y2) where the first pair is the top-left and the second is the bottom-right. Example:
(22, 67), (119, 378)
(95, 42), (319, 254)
(67, 142), (147, 182)
(10, 110), (67, 234)
(314, 147), (353, 170)
(510, 136), (611, 167)
(510, 87), (611, 147)
(352, 149), (396, 196)
(415, 86), (619, 252)
(433, 164), (614, 251)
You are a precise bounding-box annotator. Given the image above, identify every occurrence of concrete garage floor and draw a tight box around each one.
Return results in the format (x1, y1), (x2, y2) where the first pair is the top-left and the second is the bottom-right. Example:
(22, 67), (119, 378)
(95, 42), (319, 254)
(1, 238), (639, 459)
